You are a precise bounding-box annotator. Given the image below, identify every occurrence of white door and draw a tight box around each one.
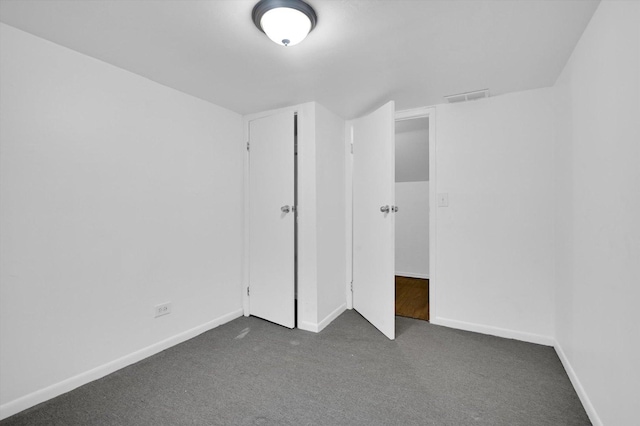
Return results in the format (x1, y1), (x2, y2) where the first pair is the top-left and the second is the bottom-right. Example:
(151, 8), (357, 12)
(249, 111), (295, 328)
(352, 101), (396, 340)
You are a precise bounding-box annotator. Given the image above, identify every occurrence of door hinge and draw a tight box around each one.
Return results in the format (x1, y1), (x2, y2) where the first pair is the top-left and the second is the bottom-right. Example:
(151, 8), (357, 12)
(350, 281), (353, 292)
(247, 287), (250, 296)
(350, 143), (353, 154)
(246, 141), (250, 151)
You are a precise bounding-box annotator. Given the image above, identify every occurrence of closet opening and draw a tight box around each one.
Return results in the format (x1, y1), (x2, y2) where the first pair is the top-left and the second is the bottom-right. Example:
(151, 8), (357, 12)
(394, 116), (430, 321)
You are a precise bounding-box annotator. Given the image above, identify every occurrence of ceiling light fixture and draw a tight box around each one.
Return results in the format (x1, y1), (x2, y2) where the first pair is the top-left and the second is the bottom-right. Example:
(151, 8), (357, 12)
(252, 0), (317, 47)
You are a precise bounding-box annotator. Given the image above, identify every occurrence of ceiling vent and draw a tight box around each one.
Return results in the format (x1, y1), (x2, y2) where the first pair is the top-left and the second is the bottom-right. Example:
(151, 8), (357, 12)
(444, 89), (489, 103)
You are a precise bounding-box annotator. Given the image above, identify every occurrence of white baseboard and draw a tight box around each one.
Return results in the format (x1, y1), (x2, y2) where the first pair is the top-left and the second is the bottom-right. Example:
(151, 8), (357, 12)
(430, 316), (554, 346)
(298, 303), (347, 333)
(297, 321), (318, 333)
(0, 308), (243, 421)
(395, 271), (429, 279)
(554, 341), (602, 426)
(317, 303), (347, 332)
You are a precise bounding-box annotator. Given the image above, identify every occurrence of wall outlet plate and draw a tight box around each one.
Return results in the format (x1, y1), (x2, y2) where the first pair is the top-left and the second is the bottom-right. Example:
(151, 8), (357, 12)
(154, 302), (171, 318)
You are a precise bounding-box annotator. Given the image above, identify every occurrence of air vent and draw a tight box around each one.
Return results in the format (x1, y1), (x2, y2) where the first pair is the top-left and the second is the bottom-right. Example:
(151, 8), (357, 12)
(444, 89), (489, 103)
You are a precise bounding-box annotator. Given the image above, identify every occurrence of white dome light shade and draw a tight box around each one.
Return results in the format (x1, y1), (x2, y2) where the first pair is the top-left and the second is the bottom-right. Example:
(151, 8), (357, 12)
(252, 0), (318, 47)
(261, 7), (311, 47)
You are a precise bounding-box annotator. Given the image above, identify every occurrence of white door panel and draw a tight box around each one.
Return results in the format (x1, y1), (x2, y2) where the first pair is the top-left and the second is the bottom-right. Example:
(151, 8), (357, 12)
(249, 111), (295, 328)
(352, 101), (395, 340)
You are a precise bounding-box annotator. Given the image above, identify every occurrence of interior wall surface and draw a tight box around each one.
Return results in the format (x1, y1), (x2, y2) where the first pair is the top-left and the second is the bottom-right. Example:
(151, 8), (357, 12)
(433, 88), (555, 344)
(395, 181), (429, 278)
(552, 2), (640, 425)
(0, 23), (244, 417)
(395, 129), (429, 182)
(314, 104), (348, 328)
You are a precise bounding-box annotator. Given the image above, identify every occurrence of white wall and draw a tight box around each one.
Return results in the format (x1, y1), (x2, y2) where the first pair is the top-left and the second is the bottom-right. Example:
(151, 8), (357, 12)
(294, 103), (318, 331)
(0, 24), (244, 418)
(395, 181), (429, 278)
(433, 88), (555, 344)
(552, 2), (640, 425)
(315, 103), (347, 328)
(395, 128), (429, 182)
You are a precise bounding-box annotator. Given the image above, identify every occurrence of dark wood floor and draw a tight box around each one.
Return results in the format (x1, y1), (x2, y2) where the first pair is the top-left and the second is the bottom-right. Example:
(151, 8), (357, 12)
(395, 276), (429, 321)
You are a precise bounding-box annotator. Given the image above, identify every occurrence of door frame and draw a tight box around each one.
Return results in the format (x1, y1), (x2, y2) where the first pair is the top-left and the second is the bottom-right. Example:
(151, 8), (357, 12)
(345, 106), (437, 320)
(242, 103), (316, 329)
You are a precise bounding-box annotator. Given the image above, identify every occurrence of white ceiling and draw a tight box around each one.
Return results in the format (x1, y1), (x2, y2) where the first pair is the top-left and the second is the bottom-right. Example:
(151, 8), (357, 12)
(0, 0), (599, 119)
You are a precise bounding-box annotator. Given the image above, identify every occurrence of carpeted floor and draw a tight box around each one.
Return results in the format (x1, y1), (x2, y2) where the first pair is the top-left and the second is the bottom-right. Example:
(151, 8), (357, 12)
(1, 310), (590, 425)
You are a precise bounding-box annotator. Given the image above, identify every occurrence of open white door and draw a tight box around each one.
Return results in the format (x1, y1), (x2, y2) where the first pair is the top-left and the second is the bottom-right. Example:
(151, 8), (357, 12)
(248, 111), (295, 328)
(352, 101), (396, 339)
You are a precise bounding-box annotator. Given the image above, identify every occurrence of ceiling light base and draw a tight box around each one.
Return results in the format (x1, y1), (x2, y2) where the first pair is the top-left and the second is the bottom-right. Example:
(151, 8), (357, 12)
(252, 0), (317, 47)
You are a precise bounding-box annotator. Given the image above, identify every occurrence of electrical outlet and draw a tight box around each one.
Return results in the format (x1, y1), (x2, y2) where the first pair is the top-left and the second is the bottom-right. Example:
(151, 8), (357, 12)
(154, 302), (171, 318)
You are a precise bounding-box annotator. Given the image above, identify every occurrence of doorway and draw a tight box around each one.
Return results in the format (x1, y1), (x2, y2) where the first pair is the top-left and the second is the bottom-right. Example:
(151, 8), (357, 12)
(348, 104), (436, 339)
(394, 116), (430, 321)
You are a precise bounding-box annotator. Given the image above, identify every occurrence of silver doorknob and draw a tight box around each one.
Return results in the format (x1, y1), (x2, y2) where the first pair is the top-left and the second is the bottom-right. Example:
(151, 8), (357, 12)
(380, 205), (390, 213)
(281, 205), (291, 213)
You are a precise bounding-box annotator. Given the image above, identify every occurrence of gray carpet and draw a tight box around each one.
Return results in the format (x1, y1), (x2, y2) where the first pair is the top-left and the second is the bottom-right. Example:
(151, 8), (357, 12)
(1, 310), (590, 425)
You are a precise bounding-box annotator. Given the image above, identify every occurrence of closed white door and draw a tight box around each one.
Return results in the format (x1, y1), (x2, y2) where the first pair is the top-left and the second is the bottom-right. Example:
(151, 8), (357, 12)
(248, 111), (295, 328)
(352, 101), (396, 339)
